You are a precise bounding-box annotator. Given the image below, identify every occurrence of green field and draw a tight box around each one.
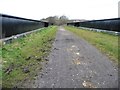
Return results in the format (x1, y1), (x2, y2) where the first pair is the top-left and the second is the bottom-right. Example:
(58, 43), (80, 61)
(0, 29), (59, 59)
(64, 26), (119, 64)
(1, 26), (57, 88)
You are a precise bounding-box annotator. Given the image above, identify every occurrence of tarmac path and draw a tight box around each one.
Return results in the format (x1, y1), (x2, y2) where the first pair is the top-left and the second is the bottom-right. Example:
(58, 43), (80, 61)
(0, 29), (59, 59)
(25, 26), (118, 88)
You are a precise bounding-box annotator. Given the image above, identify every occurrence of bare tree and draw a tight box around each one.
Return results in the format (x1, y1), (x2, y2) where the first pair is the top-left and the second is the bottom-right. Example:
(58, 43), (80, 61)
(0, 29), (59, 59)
(59, 15), (68, 25)
(41, 15), (69, 25)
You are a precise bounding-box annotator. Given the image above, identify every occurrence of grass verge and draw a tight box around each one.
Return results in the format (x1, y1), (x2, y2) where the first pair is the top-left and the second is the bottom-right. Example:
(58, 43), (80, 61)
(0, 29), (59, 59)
(64, 26), (119, 64)
(1, 26), (57, 88)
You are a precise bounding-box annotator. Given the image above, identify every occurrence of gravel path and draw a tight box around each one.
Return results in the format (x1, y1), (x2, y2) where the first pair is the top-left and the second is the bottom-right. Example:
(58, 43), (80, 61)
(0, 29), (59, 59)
(26, 27), (118, 88)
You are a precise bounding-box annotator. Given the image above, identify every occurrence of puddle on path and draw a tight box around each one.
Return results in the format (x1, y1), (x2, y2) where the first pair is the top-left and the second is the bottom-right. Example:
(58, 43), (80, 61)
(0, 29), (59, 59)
(75, 52), (80, 55)
(60, 28), (65, 31)
(82, 81), (97, 88)
(71, 45), (76, 48)
(73, 59), (81, 65)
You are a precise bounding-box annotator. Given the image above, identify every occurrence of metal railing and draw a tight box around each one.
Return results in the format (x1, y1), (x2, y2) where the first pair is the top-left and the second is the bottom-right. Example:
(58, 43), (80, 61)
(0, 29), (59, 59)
(0, 14), (49, 39)
(67, 18), (120, 32)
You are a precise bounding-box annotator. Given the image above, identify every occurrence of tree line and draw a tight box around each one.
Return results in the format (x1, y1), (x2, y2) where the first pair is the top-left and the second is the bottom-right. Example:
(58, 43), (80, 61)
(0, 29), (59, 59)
(41, 15), (69, 25)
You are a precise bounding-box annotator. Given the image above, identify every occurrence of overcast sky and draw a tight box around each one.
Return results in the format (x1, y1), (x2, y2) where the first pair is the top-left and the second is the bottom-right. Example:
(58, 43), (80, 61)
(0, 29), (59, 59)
(0, 0), (119, 20)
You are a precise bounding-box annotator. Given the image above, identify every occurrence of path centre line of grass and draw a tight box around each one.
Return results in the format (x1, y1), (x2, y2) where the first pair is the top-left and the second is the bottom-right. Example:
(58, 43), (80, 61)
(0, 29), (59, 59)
(1, 26), (57, 88)
(64, 26), (119, 64)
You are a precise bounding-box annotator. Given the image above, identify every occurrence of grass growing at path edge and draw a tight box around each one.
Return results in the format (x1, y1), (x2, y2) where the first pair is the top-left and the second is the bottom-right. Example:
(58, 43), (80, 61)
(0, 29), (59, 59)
(1, 26), (57, 88)
(64, 26), (119, 64)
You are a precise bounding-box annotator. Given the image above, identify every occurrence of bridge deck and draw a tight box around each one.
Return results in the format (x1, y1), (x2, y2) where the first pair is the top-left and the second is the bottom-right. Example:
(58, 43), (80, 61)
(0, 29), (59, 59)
(22, 26), (118, 88)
